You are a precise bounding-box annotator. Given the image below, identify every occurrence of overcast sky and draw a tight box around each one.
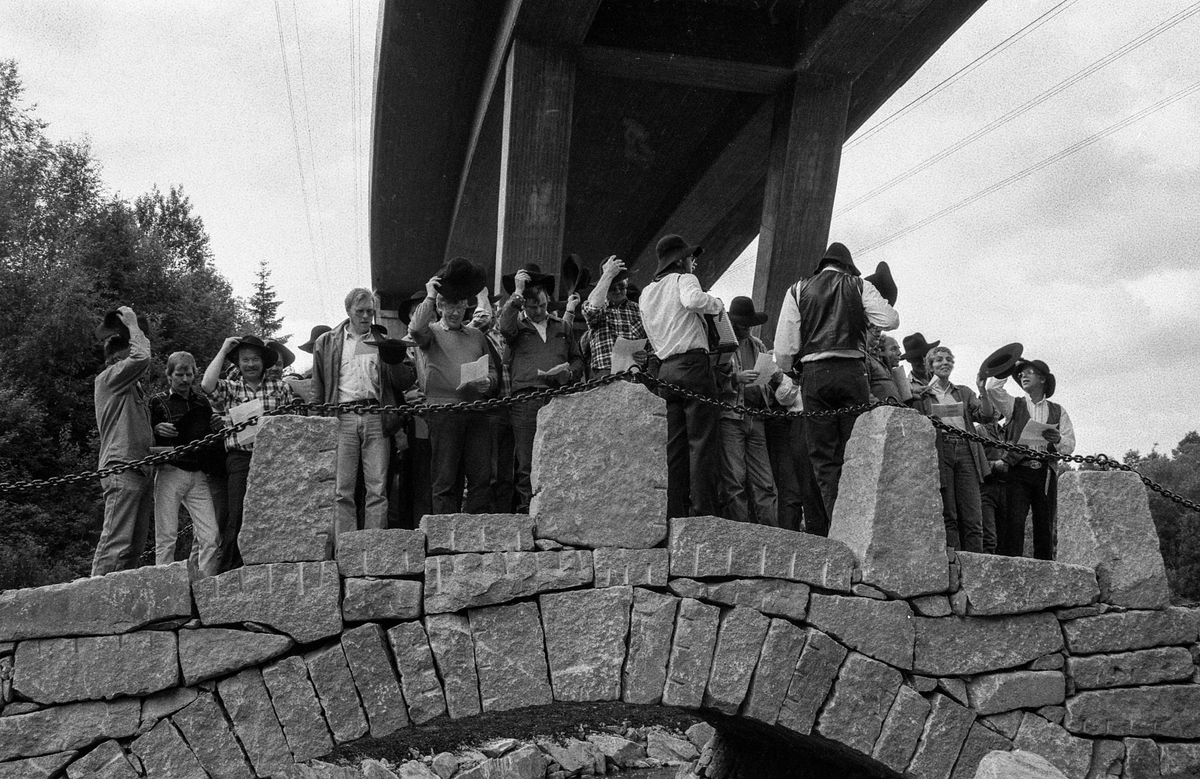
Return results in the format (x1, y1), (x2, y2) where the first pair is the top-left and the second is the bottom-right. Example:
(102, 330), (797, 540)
(3, 0), (1198, 460)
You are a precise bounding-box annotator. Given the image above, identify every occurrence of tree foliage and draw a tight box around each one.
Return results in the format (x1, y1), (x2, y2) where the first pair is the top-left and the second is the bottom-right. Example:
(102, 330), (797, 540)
(1124, 432), (1200, 603)
(0, 60), (247, 589)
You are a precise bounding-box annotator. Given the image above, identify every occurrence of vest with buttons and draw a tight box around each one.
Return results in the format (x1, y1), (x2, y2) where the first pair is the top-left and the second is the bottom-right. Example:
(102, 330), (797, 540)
(797, 270), (868, 357)
(1003, 396), (1062, 465)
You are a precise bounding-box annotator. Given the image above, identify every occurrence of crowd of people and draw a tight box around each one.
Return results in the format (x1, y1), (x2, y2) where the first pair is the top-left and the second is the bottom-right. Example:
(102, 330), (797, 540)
(89, 236), (1074, 579)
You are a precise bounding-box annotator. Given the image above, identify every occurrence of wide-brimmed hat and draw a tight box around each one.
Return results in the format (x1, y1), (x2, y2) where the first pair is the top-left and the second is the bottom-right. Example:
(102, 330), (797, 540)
(816, 242), (860, 276)
(436, 257), (489, 303)
(267, 339), (295, 369)
(899, 332), (940, 362)
(727, 296), (768, 327)
(501, 263), (556, 298)
(94, 310), (151, 343)
(562, 254), (593, 298)
(980, 342), (1023, 379)
(865, 261), (896, 306)
(299, 325), (332, 354)
(1013, 358), (1056, 398)
(225, 334), (278, 369)
(654, 234), (703, 276)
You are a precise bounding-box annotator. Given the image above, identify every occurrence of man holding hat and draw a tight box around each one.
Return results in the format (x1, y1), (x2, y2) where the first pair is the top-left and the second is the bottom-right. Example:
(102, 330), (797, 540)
(312, 288), (415, 539)
(202, 332), (296, 569)
(900, 333), (939, 392)
(410, 258), (498, 514)
(716, 296), (778, 526)
(641, 234), (725, 519)
(583, 255), (646, 376)
(985, 358), (1075, 559)
(774, 242), (898, 531)
(499, 263), (584, 513)
(91, 305), (154, 576)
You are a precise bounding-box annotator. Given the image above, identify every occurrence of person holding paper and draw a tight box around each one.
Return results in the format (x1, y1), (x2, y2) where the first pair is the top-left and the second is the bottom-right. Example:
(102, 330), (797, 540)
(714, 297), (778, 526)
(499, 263), (584, 513)
(202, 333), (296, 570)
(914, 346), (995, 553)
(409, 259), (498, 514)
(985, 358), (1074, 559)
(582, 255), (647, 376)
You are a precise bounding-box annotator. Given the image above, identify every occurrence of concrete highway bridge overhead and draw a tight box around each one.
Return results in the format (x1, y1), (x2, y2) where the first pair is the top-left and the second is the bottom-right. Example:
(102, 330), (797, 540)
(369, 0), (988, 340)
(2, 385), (1198, 778)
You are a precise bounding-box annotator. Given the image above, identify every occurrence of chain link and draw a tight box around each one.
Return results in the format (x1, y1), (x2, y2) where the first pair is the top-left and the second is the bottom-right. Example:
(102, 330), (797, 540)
(3, 370), (1198, 514)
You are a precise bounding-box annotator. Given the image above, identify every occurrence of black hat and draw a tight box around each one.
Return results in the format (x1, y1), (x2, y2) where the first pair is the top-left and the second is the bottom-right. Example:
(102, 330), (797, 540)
(94, 309), (151, 343)
(727, 296), (768, 327)
(899, 332), (940, 362)
(267, 339), (295, 369)
(865, 261), (896, 306)
(501, 263), (556, 298)
(436, 257), (489, 304)
(654, 234), (703, 277)
(1013, 358), (1056, 398)
(816, 242), (860, 276)
(562, 254), (593, 298)
(625, 280), (641, 303)
(225, 334), (279, 369)
(980, 342), (1023, 379)
(398, 292), (426, 326)
(299, 325), (332, 354)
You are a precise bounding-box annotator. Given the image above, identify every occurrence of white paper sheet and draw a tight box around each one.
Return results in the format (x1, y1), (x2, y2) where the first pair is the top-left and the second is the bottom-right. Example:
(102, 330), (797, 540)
(457, 354), (490, 390)
(537, 362), (570, 378)
(229, 398), (264, 448)
(750, 351), (778, 386)
(611, 338), (646, 373)
(1018, 420), (1057, 448)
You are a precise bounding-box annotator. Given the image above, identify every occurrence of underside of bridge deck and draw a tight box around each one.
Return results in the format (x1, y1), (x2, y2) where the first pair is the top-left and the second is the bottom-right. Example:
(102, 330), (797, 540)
(370, 0), (987, 339)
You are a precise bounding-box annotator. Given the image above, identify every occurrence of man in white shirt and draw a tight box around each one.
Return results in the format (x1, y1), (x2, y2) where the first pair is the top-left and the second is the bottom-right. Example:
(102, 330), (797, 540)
(985, 359), (1074, 559)
(774, 243), (898, 532)
(641, 234), (725, 519)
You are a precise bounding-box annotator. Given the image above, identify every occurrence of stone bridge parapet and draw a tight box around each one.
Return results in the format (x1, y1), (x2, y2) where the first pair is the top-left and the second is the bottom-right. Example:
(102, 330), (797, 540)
(0, 385), (1197, 779)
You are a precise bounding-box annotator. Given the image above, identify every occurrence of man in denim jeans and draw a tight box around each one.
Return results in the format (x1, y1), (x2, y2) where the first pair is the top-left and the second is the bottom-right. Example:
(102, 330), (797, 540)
(640, 235), (725, 519)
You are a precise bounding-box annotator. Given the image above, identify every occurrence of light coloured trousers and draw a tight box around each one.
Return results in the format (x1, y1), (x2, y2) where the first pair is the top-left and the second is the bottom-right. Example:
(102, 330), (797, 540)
(154, 464), (221, 577)
(91, 468), (152, 576)
(335, 412), (390, 538)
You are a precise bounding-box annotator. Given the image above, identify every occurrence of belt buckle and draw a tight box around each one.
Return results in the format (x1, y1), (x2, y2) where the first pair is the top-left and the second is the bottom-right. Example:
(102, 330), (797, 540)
(1027, 460), (1043, 470)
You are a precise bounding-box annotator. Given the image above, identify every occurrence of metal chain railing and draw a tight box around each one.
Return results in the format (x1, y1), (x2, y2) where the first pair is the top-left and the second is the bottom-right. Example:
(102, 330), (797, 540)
(2, 368), (1197, 514)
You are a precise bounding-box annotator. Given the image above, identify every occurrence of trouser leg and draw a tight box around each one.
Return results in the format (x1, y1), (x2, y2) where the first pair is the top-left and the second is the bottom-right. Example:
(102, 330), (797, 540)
(801, 358), (868, 522)
(334, 414), (364, 538)
(179, 469), (221, 577)
(951, 441), (984, 553)
(1031, 471), (1057, 560)
(765, 418), (801, 531)
(980, 478), (1005, 554)
(719, 417), (751, 523)
(488, 408), (516, 514)
(937, 438), (961, 550)
(222, 451), (252, 571)
(664, 395), (690, 519)
(1001, 470), (1034, 557)
(154, 466), (184, 566)
(745, 418), (778, 527)
(461, 411), (494, 514)
(359, 414), (390, 530)
(92, 468), (152, 576)
(428, 412), (467, 514)
(510, 396), (547, 513)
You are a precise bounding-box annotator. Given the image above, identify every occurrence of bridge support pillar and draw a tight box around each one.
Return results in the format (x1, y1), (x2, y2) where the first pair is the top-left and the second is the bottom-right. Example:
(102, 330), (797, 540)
(496, 38), (575, 292)
(753, 74), (851, 346)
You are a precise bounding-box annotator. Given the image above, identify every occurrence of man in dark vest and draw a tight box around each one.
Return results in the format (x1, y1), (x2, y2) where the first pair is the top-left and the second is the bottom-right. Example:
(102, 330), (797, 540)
(775, 243), (899, 533)
(984, 359), (1075, 559)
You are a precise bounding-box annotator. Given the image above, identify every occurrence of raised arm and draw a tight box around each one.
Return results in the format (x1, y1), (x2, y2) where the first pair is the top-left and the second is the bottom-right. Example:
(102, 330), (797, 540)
(201, 336), (240, 394)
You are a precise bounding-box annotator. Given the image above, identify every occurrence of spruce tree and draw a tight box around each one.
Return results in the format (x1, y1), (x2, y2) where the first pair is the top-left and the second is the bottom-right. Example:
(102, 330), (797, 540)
(246, 259), (287, 341)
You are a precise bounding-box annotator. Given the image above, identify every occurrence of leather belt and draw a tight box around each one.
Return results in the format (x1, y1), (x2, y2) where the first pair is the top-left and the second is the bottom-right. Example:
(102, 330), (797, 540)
(1016, 460), (1044, 470)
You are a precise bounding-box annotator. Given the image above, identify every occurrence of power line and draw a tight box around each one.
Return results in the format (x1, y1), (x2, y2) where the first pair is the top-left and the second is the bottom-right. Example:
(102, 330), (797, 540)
(349, 0), (364, 283)
(845, 0), (1081, 150)
(273, 0), (326, 310)
(289, 0), (330, 265)
(837, 0), (1200, 216)
(856, 78), (1200, 256)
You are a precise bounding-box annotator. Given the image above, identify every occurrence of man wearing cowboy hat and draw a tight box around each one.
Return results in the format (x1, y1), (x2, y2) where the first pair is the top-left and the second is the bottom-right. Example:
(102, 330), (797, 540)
(583, 255), (647, 377)
(410, 258), (498, 515)
(499, 263), (584, 513)
(900, 332), (939, 392)
(201, 331), (296, 570)
(91, 305), (154, 576)
(641, 234), (725, 519)
(716, 296), (778, 526)
(774, 242), (898, 531)
(311, 288), (416, 539)
(984, 358), (1075, 559)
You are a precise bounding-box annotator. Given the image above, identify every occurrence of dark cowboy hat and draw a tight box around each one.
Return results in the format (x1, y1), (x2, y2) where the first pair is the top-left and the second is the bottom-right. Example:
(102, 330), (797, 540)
(436, 257), (489, 303)
(865, 261), (897, 306)
(225, 334), (279, 369)
(398, 291), (426, 325)
(94, 310), (151, 343)
(654, 234), (703, 277)
(562, 254), (594, 298)
(899, 332), (940, 362)
(501, 262), (556, 298)
(816, 242), (861, 276)
(298, 325), (332, 354)
(267, 339), (295, 369)
(1013, 358), (1056, 398)
(980, 342), (1023, 379)
(727, 296), (768, 327)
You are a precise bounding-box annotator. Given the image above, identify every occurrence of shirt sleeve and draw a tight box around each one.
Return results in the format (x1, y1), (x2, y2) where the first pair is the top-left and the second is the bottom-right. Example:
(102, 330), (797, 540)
(861, 279), (899, 331)
(677, 274), (723, 315)
(1056, 407), (1076, 456)
(985, 376), (1015, 421)
(408, 298), (437, 348)
(103, 328), (151, 392)
(774, 283), (802, 370)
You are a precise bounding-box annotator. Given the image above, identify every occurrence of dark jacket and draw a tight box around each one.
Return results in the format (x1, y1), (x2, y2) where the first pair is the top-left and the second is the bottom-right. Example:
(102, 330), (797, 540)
(797, 271), (867, 357)
(917, 382), (994, 483)
(498, 302), (584, 394)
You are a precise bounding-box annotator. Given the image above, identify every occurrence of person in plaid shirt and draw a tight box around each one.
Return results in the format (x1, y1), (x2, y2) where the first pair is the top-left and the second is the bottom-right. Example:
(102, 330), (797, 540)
(201, 334), (295, 570)
(582, 255), (646, 376)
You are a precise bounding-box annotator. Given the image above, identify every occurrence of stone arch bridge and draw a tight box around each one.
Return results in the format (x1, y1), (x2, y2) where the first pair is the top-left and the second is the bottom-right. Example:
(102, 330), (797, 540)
(1, 384), (1198, 778)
